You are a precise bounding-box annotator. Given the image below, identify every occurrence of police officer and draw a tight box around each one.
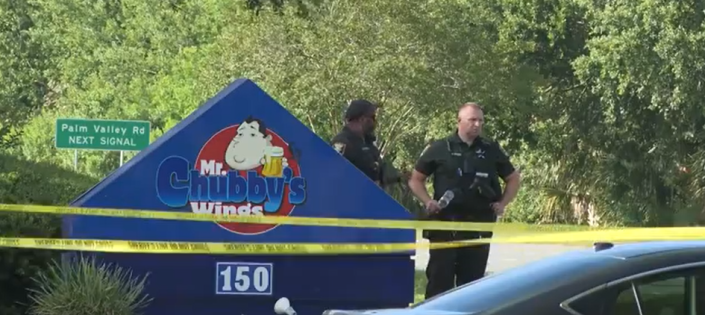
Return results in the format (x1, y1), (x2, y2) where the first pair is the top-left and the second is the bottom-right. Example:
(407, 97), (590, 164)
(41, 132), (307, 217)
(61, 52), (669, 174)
(408, 102), (521, 299)
(330, 99), (385, 185)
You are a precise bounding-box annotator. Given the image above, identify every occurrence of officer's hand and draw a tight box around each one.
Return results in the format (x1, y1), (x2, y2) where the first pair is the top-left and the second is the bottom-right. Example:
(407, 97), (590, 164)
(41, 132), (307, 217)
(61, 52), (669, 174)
(491, 202), (506, 216)
(380, 160), (403, 184)
(425, 200), (442, 214)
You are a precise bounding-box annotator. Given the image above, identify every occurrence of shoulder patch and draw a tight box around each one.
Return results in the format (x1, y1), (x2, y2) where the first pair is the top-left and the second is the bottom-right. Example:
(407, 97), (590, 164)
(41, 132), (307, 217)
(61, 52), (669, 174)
(479, 137), (494, 146)
(498, 144), (510, 157)
(333, 142), (346, 155)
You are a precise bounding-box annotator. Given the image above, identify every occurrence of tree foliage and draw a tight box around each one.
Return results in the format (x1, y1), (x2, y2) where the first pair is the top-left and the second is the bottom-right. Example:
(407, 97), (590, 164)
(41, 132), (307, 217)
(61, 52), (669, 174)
(0, 154), (98, 315)
(1, 0), (704, 222)
(3, 0), (705, 310)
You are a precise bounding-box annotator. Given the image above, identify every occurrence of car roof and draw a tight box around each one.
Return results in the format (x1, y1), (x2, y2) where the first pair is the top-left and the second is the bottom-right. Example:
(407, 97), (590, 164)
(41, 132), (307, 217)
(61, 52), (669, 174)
(411, 241), (705, 314)
(574, 240), (705, 259)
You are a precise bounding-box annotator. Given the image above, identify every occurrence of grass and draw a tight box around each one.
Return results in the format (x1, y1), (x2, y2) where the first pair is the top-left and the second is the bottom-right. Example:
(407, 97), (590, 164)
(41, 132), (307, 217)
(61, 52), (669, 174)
(414, 270), (426, 303)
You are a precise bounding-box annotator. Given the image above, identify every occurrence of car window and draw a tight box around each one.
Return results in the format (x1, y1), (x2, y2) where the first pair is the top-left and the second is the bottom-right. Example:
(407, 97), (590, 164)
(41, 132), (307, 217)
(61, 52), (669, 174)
(696, 275), (705, 315)
(611, 283), (641, 315)
(611, 277), (686, 315)
(567, 285), (627, 315)
(566, 268), (705, 315)
(410, 252), (618, 313)
(636, 277), (686, 315)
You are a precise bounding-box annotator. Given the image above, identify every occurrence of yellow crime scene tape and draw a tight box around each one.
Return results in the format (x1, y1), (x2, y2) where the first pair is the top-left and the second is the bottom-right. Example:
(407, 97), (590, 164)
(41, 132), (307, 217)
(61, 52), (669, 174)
(499, 227), (705, 243)
(0, 237), (484, 254)
(0, 203), (604, 234)
(2, 204), (705, 255)
(1, 227), (705, 254)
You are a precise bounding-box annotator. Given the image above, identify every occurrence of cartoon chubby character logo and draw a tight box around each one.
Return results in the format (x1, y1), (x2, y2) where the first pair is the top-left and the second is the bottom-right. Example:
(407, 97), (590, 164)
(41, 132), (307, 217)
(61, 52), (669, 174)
(156, 116), (307, 235)
(224, 118), (290, 173)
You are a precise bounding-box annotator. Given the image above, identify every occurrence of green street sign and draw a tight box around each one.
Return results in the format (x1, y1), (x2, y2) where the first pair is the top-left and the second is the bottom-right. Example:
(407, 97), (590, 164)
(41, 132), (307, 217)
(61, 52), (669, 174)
(55, 118), (151, 151)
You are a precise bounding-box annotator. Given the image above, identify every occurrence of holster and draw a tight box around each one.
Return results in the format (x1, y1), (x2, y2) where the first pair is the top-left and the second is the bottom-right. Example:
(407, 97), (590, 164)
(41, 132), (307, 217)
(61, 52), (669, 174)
(379, 160), (403, 187)
(421, 206), (495, 242)
(477, 181), (500, 203)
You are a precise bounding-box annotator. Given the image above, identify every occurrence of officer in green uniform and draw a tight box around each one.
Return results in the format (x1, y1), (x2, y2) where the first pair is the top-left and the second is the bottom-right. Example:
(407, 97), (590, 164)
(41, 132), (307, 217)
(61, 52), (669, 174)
(408, 102), (521, 299)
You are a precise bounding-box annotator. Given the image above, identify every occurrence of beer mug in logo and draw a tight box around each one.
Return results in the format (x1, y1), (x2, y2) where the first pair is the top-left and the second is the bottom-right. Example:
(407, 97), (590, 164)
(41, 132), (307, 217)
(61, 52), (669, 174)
(262, 146), (285, 177)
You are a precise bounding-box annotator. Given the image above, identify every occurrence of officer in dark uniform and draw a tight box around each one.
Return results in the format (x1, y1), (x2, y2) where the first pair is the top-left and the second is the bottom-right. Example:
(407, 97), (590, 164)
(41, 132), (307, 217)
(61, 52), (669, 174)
(408, 102), (521, 299)
(330, 99), (384, 184)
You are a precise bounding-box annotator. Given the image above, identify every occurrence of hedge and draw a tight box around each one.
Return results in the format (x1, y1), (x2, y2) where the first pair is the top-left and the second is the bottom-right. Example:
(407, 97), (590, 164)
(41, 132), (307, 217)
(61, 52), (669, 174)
(0, 154), (98, 315)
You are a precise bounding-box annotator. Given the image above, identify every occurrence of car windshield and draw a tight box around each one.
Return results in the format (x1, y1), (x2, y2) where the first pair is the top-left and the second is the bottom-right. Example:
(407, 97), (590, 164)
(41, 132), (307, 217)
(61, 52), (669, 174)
(410, 250), (607, 313)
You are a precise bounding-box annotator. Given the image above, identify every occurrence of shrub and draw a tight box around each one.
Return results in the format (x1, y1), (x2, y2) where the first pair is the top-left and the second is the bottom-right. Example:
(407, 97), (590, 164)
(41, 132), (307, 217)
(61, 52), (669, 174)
(27, 255), (153, 315)
(0, 154), (99, 315)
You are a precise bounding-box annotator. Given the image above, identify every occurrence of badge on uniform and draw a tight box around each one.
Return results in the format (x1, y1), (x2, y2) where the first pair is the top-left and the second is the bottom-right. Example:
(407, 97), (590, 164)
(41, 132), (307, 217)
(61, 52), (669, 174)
(475, 148), (486, 159)
(333, 142), (346, 155)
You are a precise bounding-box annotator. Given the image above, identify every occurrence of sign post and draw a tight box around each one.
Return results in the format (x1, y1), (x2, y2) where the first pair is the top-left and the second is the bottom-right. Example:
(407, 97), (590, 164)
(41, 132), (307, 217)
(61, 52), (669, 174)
(55, 118), (151, 168)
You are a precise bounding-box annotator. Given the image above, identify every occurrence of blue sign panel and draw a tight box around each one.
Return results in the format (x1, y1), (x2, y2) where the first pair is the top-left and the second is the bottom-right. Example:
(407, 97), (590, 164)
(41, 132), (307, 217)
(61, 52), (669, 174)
(63, 78), (416, 315)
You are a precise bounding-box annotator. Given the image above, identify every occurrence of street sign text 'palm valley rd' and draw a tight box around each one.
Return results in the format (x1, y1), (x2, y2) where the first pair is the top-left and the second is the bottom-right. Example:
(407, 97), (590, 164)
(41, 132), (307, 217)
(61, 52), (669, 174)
(55, 118), (151, 151)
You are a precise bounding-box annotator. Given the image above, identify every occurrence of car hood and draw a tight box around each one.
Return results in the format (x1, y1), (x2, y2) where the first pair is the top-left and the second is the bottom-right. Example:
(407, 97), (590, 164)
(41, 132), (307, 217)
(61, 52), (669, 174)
(322, 309), (474, 315)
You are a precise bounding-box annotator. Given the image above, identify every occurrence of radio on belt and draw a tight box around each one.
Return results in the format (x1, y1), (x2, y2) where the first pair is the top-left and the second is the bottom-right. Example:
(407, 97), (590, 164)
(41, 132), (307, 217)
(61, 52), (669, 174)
(63, 78), (416, 315)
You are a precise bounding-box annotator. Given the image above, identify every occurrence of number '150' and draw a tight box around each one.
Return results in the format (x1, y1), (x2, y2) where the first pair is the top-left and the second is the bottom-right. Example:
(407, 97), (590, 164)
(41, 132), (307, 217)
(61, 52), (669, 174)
(216, 262), (273, 295)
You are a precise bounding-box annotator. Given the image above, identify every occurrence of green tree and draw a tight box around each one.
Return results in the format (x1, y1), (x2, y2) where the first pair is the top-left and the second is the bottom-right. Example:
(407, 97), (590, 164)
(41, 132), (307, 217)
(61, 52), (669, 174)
(0, 0), (50, 149)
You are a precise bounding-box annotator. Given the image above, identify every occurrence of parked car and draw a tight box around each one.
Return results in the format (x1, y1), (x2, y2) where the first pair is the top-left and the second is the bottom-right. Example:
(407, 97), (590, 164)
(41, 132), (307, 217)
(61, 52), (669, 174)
(287, 241), (705, 315)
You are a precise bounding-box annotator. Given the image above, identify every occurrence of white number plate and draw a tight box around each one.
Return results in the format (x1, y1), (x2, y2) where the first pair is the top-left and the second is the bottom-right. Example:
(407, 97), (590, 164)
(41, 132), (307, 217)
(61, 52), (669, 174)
(216, 262), (273, 295)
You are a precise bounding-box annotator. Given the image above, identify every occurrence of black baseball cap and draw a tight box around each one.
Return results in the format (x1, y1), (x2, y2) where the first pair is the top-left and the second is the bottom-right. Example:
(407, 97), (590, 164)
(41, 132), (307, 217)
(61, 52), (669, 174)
(344, 99), (379, 121)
